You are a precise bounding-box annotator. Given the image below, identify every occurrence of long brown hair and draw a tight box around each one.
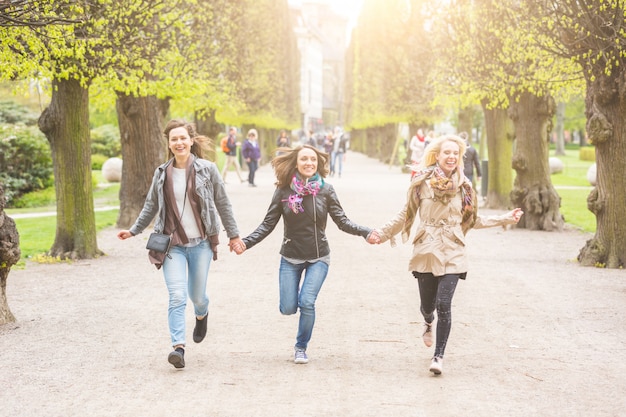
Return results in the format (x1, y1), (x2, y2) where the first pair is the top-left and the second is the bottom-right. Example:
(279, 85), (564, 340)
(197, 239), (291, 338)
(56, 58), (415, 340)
(271, 145), (330, 187)
(163, 119), (213, 160)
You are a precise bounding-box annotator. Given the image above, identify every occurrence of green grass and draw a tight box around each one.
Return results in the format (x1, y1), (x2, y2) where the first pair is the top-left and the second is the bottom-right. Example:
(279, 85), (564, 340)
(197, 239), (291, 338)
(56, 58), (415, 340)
(8, 171), (121, 263)
(550, 149), (596, 233)
(14, 209), (119, 263)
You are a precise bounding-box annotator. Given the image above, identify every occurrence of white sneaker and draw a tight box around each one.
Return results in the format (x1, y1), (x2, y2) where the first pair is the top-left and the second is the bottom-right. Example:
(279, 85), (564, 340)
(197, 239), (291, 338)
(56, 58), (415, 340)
(429, 357), (443, 375)
(422, 322), (433, 347)
(294, 348), (309, 364)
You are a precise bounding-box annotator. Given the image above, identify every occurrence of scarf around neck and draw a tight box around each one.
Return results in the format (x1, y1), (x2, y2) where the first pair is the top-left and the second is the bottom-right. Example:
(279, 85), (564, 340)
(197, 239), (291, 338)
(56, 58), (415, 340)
(283, 173), (323, 214)
(402, 164), (477, 242)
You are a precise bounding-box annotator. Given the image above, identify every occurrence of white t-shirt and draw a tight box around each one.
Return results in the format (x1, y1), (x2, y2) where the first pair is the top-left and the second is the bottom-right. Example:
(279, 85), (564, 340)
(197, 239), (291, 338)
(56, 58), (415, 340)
(172, 167), (201, 239)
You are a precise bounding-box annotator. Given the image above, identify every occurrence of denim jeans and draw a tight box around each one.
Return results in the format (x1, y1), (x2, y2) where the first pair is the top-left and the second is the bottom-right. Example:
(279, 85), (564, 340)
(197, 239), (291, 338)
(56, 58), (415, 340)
(246, 159), (258, 185)
(331, 151), (344, 176)
(279, 257), (329, 350)
(414, 272), (460, 358)
(162, 240), (212, 347)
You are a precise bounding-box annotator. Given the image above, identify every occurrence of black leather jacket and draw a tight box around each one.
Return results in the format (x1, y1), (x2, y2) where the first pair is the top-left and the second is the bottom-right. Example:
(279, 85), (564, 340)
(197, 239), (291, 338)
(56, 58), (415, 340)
(242, 183), (371, 260)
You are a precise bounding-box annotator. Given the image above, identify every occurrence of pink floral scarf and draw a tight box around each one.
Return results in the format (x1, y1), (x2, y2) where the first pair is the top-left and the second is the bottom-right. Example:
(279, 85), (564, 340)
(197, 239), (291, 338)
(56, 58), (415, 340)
(283, 173), (323, 214)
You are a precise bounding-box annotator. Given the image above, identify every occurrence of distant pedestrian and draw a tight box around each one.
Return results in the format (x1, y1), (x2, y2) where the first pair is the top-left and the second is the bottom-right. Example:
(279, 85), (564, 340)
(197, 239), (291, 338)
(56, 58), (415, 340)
(459, 131), (481, 188)
(373, 134), (522, 376)
(330, 132), (348, 178)
(242, 128), (261, 187)
(231, 145), (379, 364)
(276, 129), (291, 149)
(221, 127), (246, 183)
(409, 128), (426, 165)
(117, 119), (244, 369)
(424, 130), (436, 149)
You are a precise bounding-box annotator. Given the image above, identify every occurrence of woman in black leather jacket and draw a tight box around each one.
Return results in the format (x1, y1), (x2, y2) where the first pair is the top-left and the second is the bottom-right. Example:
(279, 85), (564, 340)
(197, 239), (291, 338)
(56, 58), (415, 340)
(233, 145), (380, 364)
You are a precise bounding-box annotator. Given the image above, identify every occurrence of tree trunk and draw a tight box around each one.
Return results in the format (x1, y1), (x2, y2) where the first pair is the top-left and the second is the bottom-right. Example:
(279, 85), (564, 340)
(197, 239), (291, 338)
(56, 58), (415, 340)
(457, 106), (473, 136)
(350, 129), (366, 153)
(578, 73), (626, 268)
(554, 102), (566, 156)
(579, 129), (588, 147)
(115, 94), (169, 229)
(38, 78), (101, 259)
(194, 109), (221, 162)
(252, 126), (273, 165)
(0, 184), (19, 325)
(381, 123), (396, 163)
(509, 92), (563, 231)
(365, 127), (377, 158)
(481, 102), (514, 209)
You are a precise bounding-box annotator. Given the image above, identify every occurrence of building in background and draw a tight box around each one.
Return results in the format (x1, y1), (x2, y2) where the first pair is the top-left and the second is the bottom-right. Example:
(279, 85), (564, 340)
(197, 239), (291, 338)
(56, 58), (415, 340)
(291, 4), (324, 134)
(290, 1), (350, 133)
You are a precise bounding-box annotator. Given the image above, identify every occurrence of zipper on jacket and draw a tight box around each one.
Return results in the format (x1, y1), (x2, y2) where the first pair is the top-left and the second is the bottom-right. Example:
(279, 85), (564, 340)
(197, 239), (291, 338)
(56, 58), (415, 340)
(313, 195), (320, 257)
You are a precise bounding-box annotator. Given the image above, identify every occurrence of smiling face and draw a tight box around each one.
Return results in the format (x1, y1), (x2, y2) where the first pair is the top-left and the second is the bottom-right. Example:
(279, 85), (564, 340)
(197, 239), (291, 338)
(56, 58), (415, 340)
(296, 147), (318, 179)
(168, 126), (193, 163)
(436, 140), (460, 176)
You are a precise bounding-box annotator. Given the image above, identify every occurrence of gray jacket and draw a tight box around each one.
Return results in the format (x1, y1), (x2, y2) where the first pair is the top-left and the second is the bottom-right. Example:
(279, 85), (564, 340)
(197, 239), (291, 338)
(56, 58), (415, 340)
(129, 156), (239, 239)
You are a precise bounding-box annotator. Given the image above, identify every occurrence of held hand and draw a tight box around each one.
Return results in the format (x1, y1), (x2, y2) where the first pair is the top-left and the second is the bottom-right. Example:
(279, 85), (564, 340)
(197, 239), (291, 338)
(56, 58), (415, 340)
(510, 208), (524, 223)
(366, 230), (381, 245)
(229, 237), (246, 254)
(117, 230), (133, 240)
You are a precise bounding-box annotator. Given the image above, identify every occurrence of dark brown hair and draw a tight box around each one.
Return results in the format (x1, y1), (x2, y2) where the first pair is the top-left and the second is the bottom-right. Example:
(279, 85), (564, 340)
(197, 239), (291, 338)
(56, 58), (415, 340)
(271, 145), (330, 187)
(163, 119), (213, 160)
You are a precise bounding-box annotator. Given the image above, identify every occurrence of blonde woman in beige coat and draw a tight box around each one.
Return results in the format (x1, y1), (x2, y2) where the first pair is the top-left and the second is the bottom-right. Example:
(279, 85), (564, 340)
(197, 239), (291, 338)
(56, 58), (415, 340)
(375, 134), (523, 375)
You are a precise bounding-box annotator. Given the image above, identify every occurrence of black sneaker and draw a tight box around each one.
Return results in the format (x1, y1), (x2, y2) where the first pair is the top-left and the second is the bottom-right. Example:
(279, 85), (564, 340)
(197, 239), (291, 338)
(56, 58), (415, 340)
(193, 314), (208, 343)
(168, 347), (185, 369)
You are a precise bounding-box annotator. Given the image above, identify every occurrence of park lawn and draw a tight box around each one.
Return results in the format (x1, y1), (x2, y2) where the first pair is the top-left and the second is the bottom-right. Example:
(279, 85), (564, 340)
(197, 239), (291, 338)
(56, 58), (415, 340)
(556, 188), (595, 232)
(9, 172), (121, 263)
(549, 148), (596, 233)
(14, 209), (119, 263)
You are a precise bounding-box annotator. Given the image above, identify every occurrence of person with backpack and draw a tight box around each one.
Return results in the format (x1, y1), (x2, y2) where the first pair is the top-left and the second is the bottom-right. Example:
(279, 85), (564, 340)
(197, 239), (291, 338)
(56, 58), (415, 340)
(221, 126), (246, 184)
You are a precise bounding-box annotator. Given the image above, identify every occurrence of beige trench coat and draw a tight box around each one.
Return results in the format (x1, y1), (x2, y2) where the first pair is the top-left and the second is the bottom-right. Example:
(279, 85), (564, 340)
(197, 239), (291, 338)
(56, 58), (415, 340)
(378, 181), (517, 277)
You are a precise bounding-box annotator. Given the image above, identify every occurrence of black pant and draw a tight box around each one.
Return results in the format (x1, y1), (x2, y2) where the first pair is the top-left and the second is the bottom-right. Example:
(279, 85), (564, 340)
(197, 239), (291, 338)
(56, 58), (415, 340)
(247, 159), (258, 185)
(413, 272), (460, 358)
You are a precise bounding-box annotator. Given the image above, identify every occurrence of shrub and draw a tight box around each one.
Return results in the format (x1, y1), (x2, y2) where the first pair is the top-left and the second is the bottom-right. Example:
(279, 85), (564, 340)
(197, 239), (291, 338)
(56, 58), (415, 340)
(579, 146), (595, 161)
(11, 186), (56, 208)
(91, 124), (121, 158)
(0, 101), (39, 125)
(0, 124), (53, 206)
(91, 153), (108, 170)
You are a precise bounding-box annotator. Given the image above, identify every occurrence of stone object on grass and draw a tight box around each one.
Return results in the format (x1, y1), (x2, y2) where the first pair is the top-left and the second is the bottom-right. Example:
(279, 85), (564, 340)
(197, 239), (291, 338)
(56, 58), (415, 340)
(102, 157), (123, 183)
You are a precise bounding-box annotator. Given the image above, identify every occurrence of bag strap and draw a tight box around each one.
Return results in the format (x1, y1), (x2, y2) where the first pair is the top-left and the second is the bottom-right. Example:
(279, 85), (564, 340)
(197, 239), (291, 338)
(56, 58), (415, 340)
(170, 172), (190, 237)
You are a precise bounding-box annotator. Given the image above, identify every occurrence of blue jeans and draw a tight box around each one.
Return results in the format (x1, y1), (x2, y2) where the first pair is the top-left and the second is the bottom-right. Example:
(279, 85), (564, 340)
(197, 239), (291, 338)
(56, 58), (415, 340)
(331, 151), (344, 176)
(279, 257), (329, 350)
(246, 159), (258, 185)
(162, 240), (212, 347)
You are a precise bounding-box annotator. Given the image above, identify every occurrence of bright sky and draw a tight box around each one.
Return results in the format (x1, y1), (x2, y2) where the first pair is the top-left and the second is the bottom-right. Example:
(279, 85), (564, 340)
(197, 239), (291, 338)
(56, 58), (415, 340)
(290, 0), (365, 26)
(329, 0), (365, 22)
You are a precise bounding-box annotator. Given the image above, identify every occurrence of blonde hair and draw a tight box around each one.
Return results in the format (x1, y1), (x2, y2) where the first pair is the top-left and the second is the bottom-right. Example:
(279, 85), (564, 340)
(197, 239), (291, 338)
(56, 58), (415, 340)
(271, 145), (330, 187)
(247, 128), (258, 138)
(420, 134), (467, 172)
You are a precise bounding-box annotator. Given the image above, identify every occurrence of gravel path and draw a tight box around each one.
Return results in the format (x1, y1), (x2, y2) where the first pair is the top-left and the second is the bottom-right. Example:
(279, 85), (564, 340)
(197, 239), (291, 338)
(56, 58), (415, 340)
(2, 151), (625, 417)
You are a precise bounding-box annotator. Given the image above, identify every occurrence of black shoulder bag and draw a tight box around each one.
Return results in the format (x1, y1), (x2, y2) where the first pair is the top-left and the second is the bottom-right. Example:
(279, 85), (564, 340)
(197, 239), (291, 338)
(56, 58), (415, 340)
(146, 175), (188, 256)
